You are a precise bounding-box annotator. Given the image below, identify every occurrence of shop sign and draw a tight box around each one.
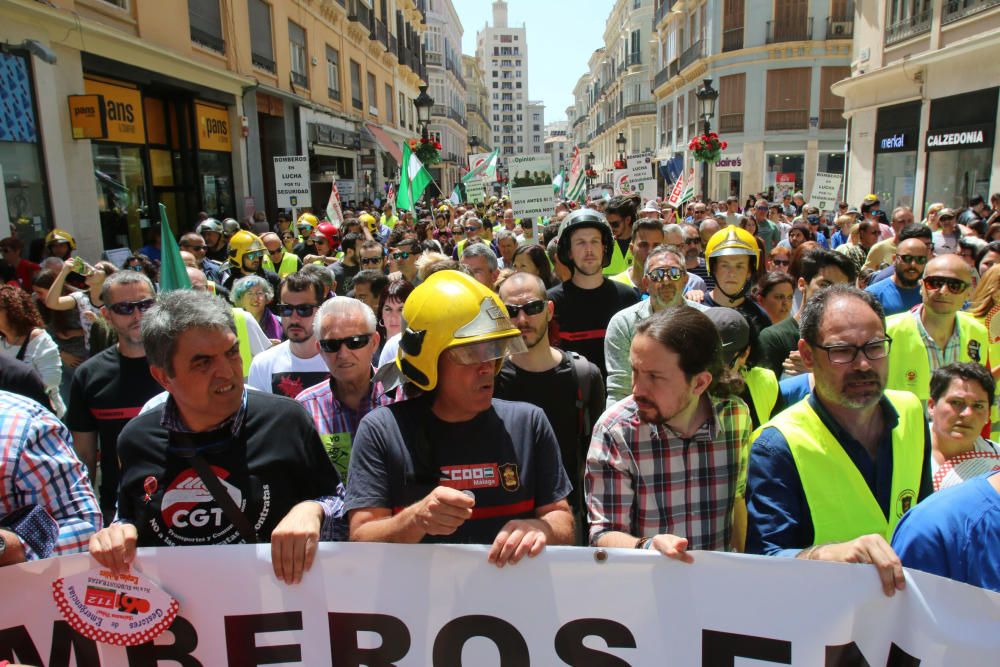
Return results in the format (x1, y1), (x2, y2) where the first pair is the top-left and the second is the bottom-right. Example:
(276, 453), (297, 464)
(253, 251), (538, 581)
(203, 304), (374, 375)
(83, 78), (145, 144)
(714, 153), (742, 172)
(67, 94), (107, 140)
(925, 124), (992, 151)
(195, 103), (232, 152)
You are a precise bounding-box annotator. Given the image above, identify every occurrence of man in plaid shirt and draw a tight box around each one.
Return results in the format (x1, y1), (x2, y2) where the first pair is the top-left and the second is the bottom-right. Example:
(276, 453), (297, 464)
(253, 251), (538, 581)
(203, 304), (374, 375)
(586, 305), (752, 560)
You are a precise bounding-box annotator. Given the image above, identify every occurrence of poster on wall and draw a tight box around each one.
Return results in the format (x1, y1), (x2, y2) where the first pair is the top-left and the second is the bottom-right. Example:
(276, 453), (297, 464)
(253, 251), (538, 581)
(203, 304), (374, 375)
(775, 172), (797, 199)
(508, 153), (555, 219)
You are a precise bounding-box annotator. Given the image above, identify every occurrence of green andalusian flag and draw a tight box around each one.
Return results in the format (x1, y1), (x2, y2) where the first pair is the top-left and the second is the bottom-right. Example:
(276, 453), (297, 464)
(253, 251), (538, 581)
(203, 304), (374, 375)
(396, 142), (432, 211)
(158, 203), (191, 292)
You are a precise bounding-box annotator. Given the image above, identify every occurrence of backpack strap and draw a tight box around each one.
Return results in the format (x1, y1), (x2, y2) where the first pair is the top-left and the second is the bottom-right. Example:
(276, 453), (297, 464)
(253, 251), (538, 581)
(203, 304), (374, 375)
(566, 351), (592, 439)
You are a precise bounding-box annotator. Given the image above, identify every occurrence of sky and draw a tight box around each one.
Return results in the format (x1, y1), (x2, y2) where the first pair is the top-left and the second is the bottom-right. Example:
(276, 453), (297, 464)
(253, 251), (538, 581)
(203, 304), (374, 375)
(456, 0), (613, 125)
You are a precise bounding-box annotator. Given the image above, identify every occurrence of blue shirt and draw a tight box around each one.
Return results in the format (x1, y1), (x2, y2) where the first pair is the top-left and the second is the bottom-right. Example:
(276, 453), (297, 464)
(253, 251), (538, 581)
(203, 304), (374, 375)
(778, 373), (811, 407)
(746, 393), (933, 556)
(865, 277), (922, 316)
(868, 265), (894, 285)
(830, 230), (848, 249)
(892, 471), (999, 593)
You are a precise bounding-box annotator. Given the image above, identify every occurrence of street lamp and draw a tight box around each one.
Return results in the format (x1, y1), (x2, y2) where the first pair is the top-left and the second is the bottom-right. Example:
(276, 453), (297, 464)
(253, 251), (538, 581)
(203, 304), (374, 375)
(695, 78), (718, 201)
(616, 131), (627, 164)
(414, 85), (434, 140)
(585, 152), (596, 191)
(469, 135), (479, 154)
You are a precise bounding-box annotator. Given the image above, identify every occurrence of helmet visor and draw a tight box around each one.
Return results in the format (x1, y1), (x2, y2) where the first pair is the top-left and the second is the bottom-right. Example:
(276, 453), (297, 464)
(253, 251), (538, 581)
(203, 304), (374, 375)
(446, 336), (527, 366)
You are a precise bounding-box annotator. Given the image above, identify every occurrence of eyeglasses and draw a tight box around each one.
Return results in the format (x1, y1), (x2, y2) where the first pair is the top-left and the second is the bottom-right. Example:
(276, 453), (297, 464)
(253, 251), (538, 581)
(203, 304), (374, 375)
(182, 244), (208, 252)
(277, 303), (319, 317)
(281, 234), (295, 241)
(108, 298), (156, 316)
(813, 337), (892, 364)
(646, 267), (685, 282)
(360, 257), (383, 266)
(897, 254), (928, 266)
(923, 276), (968, 293)
(319, 334), (373, 353)
(772, 258), (791, 267)
(391, 251), (411, 261)
(504, 300), (546, 318)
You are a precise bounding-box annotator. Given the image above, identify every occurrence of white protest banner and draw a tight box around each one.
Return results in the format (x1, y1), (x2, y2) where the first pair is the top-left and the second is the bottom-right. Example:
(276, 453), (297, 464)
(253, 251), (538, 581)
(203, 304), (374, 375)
(626, 151), (657, 198)
(810, 171), (844, 211)
(508, 153), (555, 219)
(273, 155), (310, 209)
(2, 544), (996, 665)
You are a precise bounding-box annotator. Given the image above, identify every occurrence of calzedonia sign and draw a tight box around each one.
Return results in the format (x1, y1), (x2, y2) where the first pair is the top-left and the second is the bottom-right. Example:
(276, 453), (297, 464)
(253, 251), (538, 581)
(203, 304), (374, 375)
(925, 124), (992, 151)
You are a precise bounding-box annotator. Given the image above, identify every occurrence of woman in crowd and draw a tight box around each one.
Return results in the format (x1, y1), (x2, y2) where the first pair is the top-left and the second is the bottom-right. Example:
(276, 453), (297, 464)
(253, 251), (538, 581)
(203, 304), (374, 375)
(231, 275), (282, 343)
(755, 271), (795, 326)
(0, 284), (64, 415)
(975, 241), (1000, 277)
(124, 253), (159, 286)
(42, 258), (116, 354)
(511, 243), (558, 288)
(768, 245), (792, 272)
(280, 229), (297, 253)
(375, 279), (414, 361)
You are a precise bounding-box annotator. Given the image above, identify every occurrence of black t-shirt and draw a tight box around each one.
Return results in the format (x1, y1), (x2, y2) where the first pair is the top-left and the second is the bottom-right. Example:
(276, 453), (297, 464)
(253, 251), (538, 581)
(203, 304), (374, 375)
(116, 392), (341, 547)
(494, 353), (604, 516)
(547, 279), (638, 375)
(0, 353), (50, 409)
(702, 291), (773, 339)
(222, 267), (280, 296)
(330, 260), (360, 295)
(64, 347), (162, 523)
(345, 396), (572, 544)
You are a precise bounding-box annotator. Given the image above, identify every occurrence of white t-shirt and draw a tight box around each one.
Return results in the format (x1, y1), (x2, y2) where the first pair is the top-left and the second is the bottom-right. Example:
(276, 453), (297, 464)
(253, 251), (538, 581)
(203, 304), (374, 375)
(377, 332), (402, 368)
(234, 309), (271, 359)
(0, 329), (64, 416)
(247, 340), (329, 398)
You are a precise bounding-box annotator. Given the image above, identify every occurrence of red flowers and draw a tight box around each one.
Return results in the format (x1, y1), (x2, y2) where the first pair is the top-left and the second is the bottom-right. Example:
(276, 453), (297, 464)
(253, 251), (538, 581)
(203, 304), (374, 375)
(688, 133), (727, 163)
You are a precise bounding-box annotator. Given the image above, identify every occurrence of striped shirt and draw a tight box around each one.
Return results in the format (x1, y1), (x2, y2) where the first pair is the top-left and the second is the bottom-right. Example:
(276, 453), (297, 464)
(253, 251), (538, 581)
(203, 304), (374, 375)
(0, 390), (101, 558)
(913, 306), (962, 371)
(585, 394), (752, 550)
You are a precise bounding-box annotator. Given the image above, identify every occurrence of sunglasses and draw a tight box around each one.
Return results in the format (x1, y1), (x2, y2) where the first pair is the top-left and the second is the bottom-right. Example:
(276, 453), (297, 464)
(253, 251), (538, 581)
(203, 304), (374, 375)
(923, 276), (968, 293)
(360, 257), (383, 266)
(504, 300), (546, 318)
(391, 251), (411, 261)
(684, 237), (701, 245)
(277, 303), (319, 317)
(319, 334), (373, 353)
(108, 298), (156, 316)
(183, 244), (208, 252)
(464, 226), (482, 233)
(772, 258), (790, 267)
(243, 251), (265, 261)
(268, 248), (284, 255)
(898, 254), (928, 265)
(646, 267), (684, 282)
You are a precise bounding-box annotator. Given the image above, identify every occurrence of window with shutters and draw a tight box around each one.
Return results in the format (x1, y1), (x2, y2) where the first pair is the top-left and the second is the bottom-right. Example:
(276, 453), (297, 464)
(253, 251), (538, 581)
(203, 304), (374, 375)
(289, 21), (308, 88)
(248, 0), (274, 72)
(189, 0), (225, 53)
(768, 0), (810, 43)
(367, 73), (378, 115)
(326, 46), (341, 101)
(687, 89), (697, 139)
(350, 60), (363, 110)
(819, 67), (849, 128)
(718, 73), (745, 133)
(385, 84), (394, 124)
(664, 101), (673, 147)
(722, 0), (744, 51)
(765, 67), (811, 131)
(677, 97), (684, 141)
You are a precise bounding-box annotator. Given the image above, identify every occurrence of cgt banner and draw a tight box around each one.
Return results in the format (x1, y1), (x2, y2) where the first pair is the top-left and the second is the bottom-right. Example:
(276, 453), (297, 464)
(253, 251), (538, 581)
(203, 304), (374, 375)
(1, 543), (997, 666)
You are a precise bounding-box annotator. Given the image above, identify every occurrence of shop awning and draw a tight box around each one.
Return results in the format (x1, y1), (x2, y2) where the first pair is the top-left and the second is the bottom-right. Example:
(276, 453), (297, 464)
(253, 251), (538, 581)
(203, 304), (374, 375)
(312, 144), (357, 159)
(365, 123), (403, 164)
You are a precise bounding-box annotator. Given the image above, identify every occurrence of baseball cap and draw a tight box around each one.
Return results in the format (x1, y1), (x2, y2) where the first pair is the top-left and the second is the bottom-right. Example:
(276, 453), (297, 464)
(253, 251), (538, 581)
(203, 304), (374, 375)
(703, 307), (750, 366)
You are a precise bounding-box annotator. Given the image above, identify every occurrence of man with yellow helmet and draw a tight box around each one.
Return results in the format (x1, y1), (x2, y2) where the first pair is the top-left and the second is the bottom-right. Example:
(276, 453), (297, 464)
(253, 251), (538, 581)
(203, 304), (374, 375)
(346, 270), (574, 564)
(701, 226), (772, 337)
(222, 230), (280, 296)
(292, 213), (319, 260)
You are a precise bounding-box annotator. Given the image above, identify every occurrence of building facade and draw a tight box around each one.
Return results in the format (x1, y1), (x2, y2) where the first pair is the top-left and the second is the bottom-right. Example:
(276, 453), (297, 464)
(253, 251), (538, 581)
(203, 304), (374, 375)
(0, 0), (426, 259)
(476, 0), (530, 156)
(462, 54), (493, 154)
(544, 121), (571, 174)
(833, 0), (1000, 214)
(650, 0), (851, 202)
(422, 0), (466, 195)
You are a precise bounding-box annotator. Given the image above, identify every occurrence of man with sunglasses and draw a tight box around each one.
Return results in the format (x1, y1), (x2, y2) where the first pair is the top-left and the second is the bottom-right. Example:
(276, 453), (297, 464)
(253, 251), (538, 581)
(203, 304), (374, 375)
(866, 237), (929, 316)
(750, 199), (781, 254)
(260, 232), (302, 279)
(64, 271), (163, 524)
(296, 297), (400, 481)
(885, 253), (988, 407)
(248, 272), (330, 398)
(221, 231), (281, 299)
(358, 240), (387, 274)
(610, 219), (665, 296)
(606, 245), (710, 407)
(603, 195), (638, 277)
(179, 232), (223, 283)
(386, 233), (420, 284)
(746, 286), (932, 597)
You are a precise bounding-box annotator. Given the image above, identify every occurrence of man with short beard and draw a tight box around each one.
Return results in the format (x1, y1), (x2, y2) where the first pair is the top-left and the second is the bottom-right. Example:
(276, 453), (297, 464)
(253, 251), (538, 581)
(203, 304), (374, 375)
(865, 237), (928, 315)
(605, 245), (709, 406)
(586, 305), (752, 559)
(746, 286), (932, 597)
(682, 223), (713, 289)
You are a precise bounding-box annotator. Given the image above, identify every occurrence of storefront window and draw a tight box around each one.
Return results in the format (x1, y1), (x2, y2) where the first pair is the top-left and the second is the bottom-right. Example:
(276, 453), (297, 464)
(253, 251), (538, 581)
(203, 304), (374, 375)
(93, 144), (148, 252)
(766, 153), (804, 199)
(198, 152), (235, 219)
(925, 147), (993, 211)
(873, 152), (917, 211)
(819, 153), (845, 176)
(0, 52), (50, 247)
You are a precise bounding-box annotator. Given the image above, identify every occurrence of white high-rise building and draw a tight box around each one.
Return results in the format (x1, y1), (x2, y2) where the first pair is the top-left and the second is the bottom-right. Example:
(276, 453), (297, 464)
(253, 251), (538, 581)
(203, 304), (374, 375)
(476, 0), (531, 156)
(527, 101), (545, 154)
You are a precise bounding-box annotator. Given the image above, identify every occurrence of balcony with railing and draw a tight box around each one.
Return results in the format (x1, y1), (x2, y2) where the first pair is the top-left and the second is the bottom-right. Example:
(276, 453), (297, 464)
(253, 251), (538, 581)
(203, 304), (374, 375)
(291, 70), (308, 88)
(347, 0), (372, 28)
(943, 0), (1000, 24)
(191, 27), (225, 53)
(388, 34), (397, 56)
(765, 108), (809, 131)
(373, 20), (388, 49)
(251, 52), (275, 74)
(624, 101), (656, 117)
(425, 51), (443, 66)
(655, 0), (679, 26)
(885, 9), (932, 44)
(825, 16), (854, 39)
(654, 63), (671, 89)
(625, 52), (642, 67)
(723, 26), (744, 51)
(718, 112), (744, 133)
(766, 17), (814, 43)
(679, 39), (703, 71)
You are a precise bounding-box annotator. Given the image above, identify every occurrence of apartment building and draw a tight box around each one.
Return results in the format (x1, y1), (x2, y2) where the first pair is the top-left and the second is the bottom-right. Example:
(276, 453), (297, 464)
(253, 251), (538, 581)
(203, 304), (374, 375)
(463, 54), (494, 153)
(476, 0), (530, 156)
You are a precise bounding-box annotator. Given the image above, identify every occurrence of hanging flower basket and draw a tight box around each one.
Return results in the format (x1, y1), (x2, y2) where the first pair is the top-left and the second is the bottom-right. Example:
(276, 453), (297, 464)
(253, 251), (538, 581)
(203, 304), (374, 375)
(585, 168), (598, 178)
(687, 132), (728, 163)
(411, 137), (442, 165)
(613, 159), (627, 170)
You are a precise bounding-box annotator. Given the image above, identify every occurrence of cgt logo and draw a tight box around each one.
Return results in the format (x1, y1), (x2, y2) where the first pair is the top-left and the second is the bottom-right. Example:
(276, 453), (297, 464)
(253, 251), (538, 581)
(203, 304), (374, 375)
(160, 467), (242, 529)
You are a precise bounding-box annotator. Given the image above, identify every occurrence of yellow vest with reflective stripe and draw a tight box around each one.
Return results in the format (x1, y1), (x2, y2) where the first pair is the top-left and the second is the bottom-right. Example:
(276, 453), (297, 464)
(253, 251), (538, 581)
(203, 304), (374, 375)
(885, 310), (988, 401)
(232, 307), (252, 378)
(975, 313), (1000, 438)
(744, 366), (778, 426)
(765, 389), (924, 544)
(603, 238), (633, 276)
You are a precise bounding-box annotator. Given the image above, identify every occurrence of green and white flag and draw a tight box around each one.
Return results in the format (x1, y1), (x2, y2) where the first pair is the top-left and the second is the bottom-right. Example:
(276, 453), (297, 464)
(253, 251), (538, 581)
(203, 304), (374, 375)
(564, 148), (586, 203)
(396, 142), (432, 211)
(552, 169), (565, 196)
(464, 148), (499, 182)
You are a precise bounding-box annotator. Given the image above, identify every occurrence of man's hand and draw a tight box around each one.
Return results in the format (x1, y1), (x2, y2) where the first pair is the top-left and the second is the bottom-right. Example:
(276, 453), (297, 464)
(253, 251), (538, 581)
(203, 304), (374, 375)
(650, 534), (694, 563)
(782, 351), (807, 377)
(270, 501), (323, 585)
(684, 290), (706, 304)
(0, 529), (26, 566)
(488, 519), (549, 567)
(88, 524), (138, 575)
(410, 486), (475, 536)
(803, 534), (905, 597)
(387, 270), (403, 282)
